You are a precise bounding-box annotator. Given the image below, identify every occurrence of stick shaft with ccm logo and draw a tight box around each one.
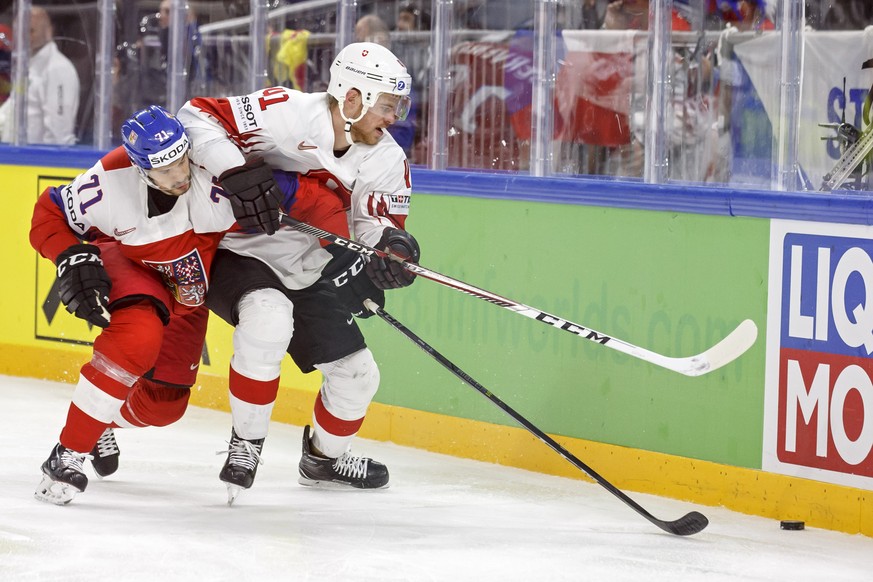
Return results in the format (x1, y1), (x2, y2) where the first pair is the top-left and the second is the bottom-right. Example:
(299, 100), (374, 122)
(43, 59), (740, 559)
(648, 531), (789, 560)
(281, 215), (758, 377)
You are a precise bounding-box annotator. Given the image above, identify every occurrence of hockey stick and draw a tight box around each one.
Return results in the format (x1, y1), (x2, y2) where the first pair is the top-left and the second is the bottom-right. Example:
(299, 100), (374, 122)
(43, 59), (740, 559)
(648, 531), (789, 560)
(364, 299), (708, 536)
(280, 215), (757, 377)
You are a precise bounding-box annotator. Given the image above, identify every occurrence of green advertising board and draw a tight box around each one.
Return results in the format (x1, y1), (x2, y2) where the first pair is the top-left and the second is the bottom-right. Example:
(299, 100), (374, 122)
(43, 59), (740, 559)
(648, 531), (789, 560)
(363, 194), (769, 469)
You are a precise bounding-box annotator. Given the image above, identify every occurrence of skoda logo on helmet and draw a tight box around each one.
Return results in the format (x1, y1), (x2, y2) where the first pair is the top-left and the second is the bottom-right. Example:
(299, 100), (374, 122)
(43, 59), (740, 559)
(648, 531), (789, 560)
(147, 134), (190, 168)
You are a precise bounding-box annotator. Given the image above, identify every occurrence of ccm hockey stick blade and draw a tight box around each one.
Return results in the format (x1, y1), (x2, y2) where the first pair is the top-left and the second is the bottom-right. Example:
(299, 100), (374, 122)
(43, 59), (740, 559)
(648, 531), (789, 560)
(643, 318), (758, 377)
(365, 300), (709, 536)
(281, 215), (757, 377)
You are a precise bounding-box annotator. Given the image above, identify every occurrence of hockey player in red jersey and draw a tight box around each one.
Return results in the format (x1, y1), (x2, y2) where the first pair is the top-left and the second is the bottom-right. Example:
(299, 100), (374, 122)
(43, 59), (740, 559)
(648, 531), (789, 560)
(28, 106), (304, 505)
(177, 42), (420, 501)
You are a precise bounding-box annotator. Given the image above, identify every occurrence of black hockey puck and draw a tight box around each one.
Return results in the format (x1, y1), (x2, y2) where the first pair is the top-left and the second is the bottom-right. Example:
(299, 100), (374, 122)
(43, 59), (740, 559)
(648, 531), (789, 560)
(780, 520), (805, 530)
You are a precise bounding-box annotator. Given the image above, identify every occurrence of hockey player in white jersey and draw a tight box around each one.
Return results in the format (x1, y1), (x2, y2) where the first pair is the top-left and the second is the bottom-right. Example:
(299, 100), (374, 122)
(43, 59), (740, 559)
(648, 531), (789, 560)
(177, 42), (421, 500)
(29, 106), (301, 505)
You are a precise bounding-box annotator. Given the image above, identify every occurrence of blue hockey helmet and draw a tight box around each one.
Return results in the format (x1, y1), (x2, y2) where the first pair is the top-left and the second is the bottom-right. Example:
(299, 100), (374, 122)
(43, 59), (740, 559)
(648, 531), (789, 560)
(121, 105), (190, 171)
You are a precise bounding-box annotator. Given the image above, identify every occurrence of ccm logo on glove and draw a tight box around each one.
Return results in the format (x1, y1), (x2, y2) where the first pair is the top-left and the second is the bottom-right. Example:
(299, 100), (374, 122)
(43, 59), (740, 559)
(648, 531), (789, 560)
(55, 244), (112, 328)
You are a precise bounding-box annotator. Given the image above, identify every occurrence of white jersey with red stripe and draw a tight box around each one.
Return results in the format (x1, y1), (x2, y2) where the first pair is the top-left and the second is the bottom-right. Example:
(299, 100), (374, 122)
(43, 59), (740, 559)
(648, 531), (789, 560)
(41, 147), (237, 308)
(177, 88), (412, 289)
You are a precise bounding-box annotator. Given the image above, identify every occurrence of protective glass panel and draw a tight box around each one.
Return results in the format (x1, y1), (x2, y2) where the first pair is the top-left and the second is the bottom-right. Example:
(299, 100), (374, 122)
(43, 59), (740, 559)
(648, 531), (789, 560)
(195, 1), (339, 99)
(115, 1), (196, 138)
(443, 0), (536, 171)
(552, 2), (724, 182)
(799, 0), (873, 192)
(714, 0), (782, 188)
(3, 0), (873, 197)
(552, 14), (648, 178)
(355, 2), (430, 161)
(0, 2), (94, 146)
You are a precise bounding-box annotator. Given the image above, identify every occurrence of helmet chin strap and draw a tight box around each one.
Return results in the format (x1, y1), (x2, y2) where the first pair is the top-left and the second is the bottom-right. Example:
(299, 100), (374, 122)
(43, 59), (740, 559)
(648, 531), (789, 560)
(338, 100), (370, 147)
(343, 121), (354, 147)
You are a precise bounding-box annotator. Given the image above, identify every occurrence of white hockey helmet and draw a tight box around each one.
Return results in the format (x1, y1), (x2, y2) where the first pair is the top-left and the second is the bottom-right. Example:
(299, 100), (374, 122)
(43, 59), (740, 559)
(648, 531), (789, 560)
(327, 42), (412, 127)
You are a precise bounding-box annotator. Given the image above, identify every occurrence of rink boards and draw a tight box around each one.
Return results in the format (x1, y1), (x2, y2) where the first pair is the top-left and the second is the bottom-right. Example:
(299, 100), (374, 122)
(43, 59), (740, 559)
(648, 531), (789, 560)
(1, 149), (871, 536)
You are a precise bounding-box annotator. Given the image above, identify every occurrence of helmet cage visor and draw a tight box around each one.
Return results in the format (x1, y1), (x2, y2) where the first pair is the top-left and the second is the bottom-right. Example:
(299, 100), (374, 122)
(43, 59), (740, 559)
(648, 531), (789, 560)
(369, 93), (412, 122)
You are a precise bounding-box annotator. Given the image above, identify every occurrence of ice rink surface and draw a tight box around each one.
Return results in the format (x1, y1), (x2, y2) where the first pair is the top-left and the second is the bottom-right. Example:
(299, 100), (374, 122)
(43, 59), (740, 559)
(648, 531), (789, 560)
(2, 375), (871, 582)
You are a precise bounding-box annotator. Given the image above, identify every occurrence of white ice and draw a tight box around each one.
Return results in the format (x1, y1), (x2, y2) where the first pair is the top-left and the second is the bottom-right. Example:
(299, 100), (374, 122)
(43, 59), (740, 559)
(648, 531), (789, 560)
(2, 375), (871, 582)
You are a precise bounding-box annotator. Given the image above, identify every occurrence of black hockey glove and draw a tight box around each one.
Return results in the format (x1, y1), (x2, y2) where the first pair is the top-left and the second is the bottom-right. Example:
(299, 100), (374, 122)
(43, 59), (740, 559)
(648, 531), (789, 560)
(365, 227), (420, 290)
(322, 248), (385, 319)
(55, 244), (112, 328)
(219, 157), (283, 235)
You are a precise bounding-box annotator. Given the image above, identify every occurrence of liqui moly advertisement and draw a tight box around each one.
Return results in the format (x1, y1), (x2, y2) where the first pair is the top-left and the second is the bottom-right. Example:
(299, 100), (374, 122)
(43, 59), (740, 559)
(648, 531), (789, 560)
(765, 220), (873, 489)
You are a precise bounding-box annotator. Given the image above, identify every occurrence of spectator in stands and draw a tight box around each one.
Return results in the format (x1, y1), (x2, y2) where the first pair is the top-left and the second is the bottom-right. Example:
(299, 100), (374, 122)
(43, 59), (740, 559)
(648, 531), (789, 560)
(734, 0), (775, 32)
(355, 14), (391, 47)
(396, 3), (431, 32)
(580, 0), (608, 30)
(580, 0), (695, 177)
(553, 0), (723, 180)
(0, 6), (80, 144)
(716, 0), (775, 32)
(603, 0), (691, 32)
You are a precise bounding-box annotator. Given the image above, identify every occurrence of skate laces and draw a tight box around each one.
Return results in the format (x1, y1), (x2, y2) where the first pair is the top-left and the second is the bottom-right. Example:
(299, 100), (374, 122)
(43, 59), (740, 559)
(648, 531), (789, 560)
(219, 436), (263, 471)
(95, 430), (119, 457)
(332, 452), (368, 479)
(59, 448), (89, 472)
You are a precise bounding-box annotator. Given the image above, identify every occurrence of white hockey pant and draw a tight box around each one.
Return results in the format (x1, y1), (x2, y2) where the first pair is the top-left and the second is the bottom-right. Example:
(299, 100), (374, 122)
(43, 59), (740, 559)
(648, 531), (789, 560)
(311, 348), (380, 458)
(229, 288), (294, 440)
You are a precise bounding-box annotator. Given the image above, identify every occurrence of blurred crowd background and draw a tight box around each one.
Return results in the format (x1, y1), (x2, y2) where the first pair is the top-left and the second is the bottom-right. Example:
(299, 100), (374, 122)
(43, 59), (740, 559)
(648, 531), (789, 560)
(1, 1), (872, 192)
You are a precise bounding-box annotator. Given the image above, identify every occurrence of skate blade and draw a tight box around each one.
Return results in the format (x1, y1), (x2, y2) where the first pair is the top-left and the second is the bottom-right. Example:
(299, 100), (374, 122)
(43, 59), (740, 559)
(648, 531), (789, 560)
(34, 474), (83, 506)
(297, 476), (389, 490)
(225, 483), (243, 506)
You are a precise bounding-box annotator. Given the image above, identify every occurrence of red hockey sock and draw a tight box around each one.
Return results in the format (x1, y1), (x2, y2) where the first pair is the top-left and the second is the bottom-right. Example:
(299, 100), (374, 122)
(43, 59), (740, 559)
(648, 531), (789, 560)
(229, 365), (280, 405)
(313, 391), (364, 437)
(58, 362), (131, 453)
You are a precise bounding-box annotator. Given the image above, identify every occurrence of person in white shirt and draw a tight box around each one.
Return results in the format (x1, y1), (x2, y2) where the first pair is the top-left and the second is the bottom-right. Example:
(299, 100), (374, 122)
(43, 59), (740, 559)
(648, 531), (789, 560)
(0, 6), (80, 144)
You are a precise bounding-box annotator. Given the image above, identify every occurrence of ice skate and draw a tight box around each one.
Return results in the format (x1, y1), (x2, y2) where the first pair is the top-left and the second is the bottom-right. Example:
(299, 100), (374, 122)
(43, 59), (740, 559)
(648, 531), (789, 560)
(90, 428), (120, 478)
(34, 443), (90, 505)
(218, 429), (264, 506)
(297, 425), (389, 489)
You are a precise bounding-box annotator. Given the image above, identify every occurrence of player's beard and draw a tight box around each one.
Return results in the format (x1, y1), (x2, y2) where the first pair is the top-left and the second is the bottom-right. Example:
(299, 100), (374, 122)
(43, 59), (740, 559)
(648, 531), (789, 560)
(349, 122), (384, 146)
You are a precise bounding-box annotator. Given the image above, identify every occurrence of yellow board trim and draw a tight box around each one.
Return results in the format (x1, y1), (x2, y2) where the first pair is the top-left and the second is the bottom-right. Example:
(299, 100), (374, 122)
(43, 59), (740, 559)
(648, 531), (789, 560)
(4, 342), (870, 536)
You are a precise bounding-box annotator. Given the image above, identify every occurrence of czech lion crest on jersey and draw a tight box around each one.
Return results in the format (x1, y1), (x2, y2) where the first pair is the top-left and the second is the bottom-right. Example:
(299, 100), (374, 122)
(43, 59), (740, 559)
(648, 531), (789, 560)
(143, 249), (208, 307)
